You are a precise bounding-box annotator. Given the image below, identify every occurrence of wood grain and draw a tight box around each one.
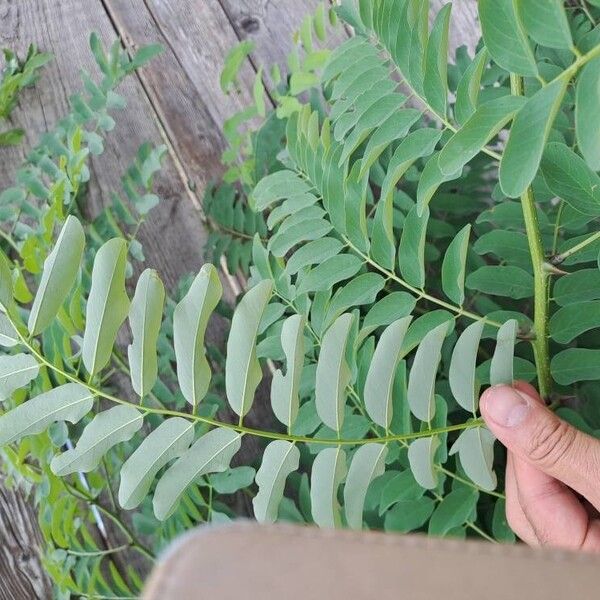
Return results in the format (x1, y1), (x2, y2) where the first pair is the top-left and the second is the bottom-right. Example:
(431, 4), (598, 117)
(0, 478), (52, 599)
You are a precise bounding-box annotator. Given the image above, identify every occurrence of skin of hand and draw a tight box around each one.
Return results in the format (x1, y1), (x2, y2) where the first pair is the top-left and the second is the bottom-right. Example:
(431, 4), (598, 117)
(480, 381), (600, 551)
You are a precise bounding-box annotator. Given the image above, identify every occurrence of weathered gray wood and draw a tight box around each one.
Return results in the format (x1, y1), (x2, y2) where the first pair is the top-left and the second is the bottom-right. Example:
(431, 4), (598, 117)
(0, 478), (52, 599)
(0, 0), (207, 292)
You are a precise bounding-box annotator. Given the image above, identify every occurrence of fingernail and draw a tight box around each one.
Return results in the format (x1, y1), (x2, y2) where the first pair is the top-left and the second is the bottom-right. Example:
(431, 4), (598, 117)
(482, 386), (531, 428)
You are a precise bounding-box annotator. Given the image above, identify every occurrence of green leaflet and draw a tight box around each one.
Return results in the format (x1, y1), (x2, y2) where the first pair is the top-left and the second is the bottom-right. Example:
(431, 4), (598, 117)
(220, 40), (254, 92)
(250, 170), (312, 211)
(174, 264), (222, 407)
(0, 353), (39, 401)
(359, 292), (416, 343)
(0, 314), (18, 347)
(315, 313), (354, 432)
(127, 269), (165, 398)
(379, 469), (424, 515)
(551, 348), (600, 385)
(478, 0), (538, 77)
(454, 47), (488, 125)
(493, 498), (516, 543)
(466, 266), (533, 299)
(211, 466), (256, 494)
(225, 279), (272, 418)
(407, 436), (440, 490)
(516, 0), (572, 50)
(271, 315), (305, 428)
(398, 206), (429, 288)
(576, 57), (600, 171)
(428, 485), (479, 536)
(473, 230), (531, 270)
(449, 427), (497, 491)
(490, 319), (518, 386)
(323, 273), (385, 330)
(423, 3), (451, 117)
(407, 321), (449, 422)
(51, 405), (143, 476)
(285, 237), (343, 276)
(550, 301), (600, 344)
(379, 128), (442, 202)
(441, 224), (470, 305)
(385, 497), (435, 533)
(553, 269), (600, 306)
(364, 317), (412, 429)
(0, 250), (15, 314)
(344, 443), (388, 530)
(500, 77), (567, 198)
(541, 143), (600, 216)
(416, 152), (461, 215)
(118, 417), (194, 510)
(357, 109), (422, 178)
(297, 254), (363, 295)
(449, 320), (485, 414)
(269, 218), (333, 257)
(401, 310), (454, 356)
(0, 383), (94, 446)
(82, 238), (130, 377)
(28, 215), (85, 336)
(310, 446), (347, 528)
(438, 96), (525, 176)
(253, 440), (300, 524)
(153, 428), (242, 521)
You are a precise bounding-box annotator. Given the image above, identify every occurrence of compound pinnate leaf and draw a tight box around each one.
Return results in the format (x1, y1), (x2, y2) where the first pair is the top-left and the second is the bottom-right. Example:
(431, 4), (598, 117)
(441, 224), (471, 306)
(0, 353), (39, 401)
(449, 320), (485, 414)
(315, 313), (355, 432)
(310, 446), (347, 528)
(153, 427), (242, 521)
(271, 315), (305, 428)
(490, 319), (518, 386)
(28, 215), (85, 336)
(51, 405), (143, 476)
(82, 238), (130, 377)
(478, 0), (538, 77)
(174, 264), (222, 407)
(118, 417), (194, 510)
(407, 321), (449, 422)
(500, 77), (567, 198)
(408, 436), (440, 490)
(0, 383), (93, 446)
(344, 443), (388, 530)
(253, 440), (300, 524)
(364, 317), (412, 429)
(128, 269), (165, 398)
(226, 279), (272, 418)
(450, 427), (497, 491)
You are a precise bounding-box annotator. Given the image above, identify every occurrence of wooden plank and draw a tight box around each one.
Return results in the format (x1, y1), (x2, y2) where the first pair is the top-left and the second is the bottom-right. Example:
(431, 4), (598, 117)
(0, 0), (207, 292)
(0, 478), (52, 599)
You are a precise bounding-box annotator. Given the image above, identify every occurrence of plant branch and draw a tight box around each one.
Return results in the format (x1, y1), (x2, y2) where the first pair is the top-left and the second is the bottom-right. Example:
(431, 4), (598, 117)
(550, 230), (600, 265)
(510, 74), (551, 400)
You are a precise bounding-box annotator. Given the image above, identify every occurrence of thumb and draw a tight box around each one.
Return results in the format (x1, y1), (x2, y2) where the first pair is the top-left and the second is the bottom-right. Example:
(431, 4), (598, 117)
(480, 383), (600, 510)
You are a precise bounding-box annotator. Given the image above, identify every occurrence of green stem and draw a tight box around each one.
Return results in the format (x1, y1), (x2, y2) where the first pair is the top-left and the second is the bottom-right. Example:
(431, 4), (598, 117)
(551, 230), (600, 265)
(510, 74), (551, 400)
(343, 236), (503, 329)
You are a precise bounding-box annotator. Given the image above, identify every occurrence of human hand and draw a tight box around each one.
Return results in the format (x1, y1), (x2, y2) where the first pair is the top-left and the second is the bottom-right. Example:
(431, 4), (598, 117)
(480, 381), (600, 551)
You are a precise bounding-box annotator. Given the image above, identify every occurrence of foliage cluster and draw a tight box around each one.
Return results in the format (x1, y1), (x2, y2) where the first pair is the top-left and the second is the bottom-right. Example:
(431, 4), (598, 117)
(3, 1), (600, 597)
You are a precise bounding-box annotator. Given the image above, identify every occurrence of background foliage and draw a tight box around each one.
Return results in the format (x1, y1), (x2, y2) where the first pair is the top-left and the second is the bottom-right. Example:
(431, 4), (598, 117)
(3, 1), (600, 597)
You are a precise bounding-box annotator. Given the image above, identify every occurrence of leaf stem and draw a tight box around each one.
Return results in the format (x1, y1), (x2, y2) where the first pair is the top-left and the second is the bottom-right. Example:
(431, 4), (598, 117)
(510, 74), (551, 400)
(551, 230), (600, 265)
(342, 236), (503, 329)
